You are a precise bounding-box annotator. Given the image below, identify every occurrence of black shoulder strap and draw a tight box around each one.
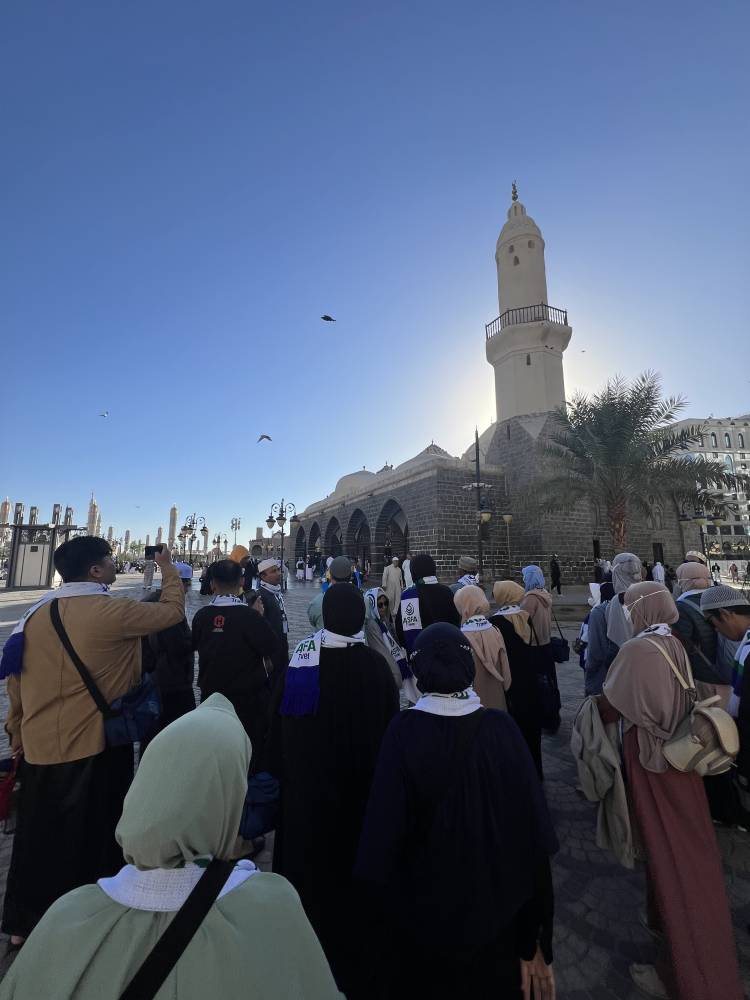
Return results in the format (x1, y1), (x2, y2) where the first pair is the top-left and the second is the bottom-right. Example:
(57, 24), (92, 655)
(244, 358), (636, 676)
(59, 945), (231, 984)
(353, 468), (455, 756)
(49, 599), (113, 718)
(529, 618), (539, 646)
(551, 609), (565, 642)
(119, 858), (235, 1000)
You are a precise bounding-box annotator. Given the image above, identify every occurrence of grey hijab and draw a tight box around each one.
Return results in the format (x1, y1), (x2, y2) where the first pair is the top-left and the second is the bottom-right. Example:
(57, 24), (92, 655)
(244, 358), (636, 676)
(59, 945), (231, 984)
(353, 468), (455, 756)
(606, 552), (643, 646)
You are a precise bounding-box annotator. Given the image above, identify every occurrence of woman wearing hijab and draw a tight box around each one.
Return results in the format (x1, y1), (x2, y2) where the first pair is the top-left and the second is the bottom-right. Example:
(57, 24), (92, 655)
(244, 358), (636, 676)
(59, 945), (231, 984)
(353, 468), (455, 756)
(394, 552), (461, 657)
(454, 584), (511, 711)
(585, 552), (642, 696)
(355, 623), (558, 999)
(490, 580), (543, 778)
(520, 565), (552, 642)
(0, 694), (342, 1000)
(363, 588), (417, 706)
(521, 565), (560, 734)
(270, 584), (399, 998)
(601, 583), (742, 1000)
(673, 561), (730, 691)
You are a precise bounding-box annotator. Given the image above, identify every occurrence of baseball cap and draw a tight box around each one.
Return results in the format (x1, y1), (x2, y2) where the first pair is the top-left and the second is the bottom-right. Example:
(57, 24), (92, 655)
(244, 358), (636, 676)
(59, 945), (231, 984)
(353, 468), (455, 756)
(174, 562), (193, 580)
(700, 585), (749, 615)
(330, 556), (353, 581)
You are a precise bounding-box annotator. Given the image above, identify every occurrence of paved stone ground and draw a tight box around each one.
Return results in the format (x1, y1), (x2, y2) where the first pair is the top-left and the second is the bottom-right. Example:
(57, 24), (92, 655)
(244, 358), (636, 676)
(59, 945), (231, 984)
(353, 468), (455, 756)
(0, 575), (749, 998)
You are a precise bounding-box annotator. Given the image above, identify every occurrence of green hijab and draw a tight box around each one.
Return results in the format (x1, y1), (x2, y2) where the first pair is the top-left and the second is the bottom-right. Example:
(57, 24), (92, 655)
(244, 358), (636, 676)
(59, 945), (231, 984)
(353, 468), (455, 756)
(0, 695), (342, 1000)
(118, 692), (249, 869)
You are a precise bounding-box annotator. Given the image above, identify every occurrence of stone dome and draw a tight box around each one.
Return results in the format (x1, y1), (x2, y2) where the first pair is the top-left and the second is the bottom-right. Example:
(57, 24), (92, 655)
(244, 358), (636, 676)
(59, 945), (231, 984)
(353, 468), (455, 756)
(333, 469), (376, 496)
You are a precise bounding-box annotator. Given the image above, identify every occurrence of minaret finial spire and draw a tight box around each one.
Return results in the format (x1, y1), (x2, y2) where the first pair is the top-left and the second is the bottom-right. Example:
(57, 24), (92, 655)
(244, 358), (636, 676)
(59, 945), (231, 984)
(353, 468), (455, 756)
(511, 180), (518, 202)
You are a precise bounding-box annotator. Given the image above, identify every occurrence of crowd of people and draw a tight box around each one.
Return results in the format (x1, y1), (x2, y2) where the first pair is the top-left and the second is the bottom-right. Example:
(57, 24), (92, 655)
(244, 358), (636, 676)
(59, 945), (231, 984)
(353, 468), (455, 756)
(0, 534), (748, 998)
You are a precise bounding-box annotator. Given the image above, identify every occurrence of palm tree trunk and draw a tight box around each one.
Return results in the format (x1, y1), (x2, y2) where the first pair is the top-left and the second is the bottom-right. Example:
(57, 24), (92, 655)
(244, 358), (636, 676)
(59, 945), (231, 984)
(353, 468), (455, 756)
(608, 500), (627, 551)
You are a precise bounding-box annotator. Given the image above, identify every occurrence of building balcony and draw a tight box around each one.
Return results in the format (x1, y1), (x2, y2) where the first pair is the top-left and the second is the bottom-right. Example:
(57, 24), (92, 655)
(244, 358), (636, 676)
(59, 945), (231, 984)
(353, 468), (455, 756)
(485, 303), (569, 341)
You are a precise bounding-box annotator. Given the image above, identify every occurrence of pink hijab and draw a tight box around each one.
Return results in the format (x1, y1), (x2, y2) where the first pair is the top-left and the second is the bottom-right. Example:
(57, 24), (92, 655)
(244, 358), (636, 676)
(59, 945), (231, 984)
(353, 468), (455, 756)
(454, 585), (511, 699)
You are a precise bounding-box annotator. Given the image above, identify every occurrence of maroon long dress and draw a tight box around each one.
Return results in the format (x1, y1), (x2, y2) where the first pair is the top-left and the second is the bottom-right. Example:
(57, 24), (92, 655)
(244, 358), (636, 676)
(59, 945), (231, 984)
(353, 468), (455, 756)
(623, 728), (742, 999)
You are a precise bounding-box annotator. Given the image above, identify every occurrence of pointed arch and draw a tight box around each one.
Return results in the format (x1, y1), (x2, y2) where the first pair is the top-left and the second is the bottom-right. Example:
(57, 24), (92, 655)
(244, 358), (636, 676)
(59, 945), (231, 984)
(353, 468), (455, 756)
(324, 517), (343, 557)
(346, 508), (371, 568)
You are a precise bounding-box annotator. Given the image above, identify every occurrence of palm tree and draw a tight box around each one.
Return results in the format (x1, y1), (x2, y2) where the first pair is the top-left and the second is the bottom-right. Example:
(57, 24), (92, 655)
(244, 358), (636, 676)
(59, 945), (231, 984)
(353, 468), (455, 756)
(533, 372), (747, 550)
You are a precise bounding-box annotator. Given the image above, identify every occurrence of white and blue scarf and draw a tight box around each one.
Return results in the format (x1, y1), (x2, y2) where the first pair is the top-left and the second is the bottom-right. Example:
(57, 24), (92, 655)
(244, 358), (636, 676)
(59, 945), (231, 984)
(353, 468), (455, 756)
(281, 628), (366, 717)
(399, 577), (439, 655)
(412, 687), (482, 716)
(456, 573), (478, 589)
(0, 582), (111, 679)
(461, 615), (493, 633)
(365, 589), (412, 681)
(210, 595), (245, 606)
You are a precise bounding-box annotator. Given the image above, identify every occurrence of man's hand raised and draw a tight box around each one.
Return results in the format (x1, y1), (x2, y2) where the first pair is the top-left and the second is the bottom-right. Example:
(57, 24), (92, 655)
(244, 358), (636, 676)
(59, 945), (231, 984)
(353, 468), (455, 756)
(154, 545), (174, 572)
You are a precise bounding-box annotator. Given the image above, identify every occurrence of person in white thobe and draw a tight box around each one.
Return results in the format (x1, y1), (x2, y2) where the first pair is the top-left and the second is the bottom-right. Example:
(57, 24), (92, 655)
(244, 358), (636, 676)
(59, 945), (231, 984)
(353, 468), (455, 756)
(652, 561), (665, 583)
(381, 557), (404, 613)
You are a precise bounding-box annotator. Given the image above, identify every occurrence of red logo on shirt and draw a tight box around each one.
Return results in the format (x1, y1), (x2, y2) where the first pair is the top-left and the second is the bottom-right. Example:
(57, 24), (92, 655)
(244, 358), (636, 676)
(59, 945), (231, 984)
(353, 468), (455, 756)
(212, 615), (225, 632)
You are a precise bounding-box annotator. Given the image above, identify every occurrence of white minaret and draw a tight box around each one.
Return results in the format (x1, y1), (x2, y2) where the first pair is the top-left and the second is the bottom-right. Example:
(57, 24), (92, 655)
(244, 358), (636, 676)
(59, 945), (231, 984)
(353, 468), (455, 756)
(107, 525), (114, 546)
(168, 506), (178, 549)
(156, 526), (163, 545)
(485, 184), (572, 422)
(124, 529), (131, 554)
(95, 511), (102, 537)
(87, 493), (99, 535)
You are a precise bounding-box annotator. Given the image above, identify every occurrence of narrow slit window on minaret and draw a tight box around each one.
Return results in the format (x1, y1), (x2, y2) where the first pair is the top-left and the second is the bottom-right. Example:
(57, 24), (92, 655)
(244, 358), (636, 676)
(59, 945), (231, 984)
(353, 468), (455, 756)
(528, 240), (535, 248)
(508, 245), (514, 253)
(526, 354), (531, 365)
(513, 256), (519, 266)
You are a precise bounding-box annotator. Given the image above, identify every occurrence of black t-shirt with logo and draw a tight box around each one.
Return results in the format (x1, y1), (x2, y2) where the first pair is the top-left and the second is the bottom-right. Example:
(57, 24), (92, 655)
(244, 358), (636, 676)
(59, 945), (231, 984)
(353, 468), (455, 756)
(191, 603), (280, 697)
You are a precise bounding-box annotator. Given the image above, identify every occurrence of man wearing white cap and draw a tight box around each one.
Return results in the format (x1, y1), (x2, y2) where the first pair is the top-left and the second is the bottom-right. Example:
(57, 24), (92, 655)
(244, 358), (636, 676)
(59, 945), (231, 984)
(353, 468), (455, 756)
(257, 558), (289, 674)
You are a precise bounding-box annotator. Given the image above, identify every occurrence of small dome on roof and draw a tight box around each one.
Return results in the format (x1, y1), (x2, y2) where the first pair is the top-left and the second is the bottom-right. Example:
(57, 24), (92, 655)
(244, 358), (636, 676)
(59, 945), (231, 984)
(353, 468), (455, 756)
(334, 470), (376, 496)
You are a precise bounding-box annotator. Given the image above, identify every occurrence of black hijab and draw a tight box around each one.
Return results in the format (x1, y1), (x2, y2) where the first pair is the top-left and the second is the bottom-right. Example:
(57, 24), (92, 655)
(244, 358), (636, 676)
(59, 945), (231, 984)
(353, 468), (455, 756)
(322, 583), (366, 635)
(412, 622), (475, 693)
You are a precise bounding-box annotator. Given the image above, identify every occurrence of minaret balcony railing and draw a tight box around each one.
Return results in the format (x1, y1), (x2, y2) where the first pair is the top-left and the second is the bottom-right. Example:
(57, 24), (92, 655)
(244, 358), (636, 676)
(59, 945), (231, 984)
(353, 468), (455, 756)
(485, 303), (569, 340)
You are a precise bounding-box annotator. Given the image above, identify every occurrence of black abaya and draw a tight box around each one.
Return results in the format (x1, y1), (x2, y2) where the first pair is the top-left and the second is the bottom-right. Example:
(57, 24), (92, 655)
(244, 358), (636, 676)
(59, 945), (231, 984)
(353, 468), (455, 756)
(270, 643), (399, 997)
(355, 708), (557, 997)
(489, 613), (543, 778)
(2, 744), (133, 938)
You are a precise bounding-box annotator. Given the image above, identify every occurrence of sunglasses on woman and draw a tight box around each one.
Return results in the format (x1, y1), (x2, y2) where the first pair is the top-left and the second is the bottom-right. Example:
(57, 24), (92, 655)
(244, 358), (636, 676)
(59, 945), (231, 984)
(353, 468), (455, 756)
(377, 598), (389, 608)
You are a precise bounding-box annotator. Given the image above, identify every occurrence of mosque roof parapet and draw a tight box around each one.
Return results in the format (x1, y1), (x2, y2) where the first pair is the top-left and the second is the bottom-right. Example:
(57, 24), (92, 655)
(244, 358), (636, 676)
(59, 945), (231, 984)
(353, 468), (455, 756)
(299, 442), (505, 518)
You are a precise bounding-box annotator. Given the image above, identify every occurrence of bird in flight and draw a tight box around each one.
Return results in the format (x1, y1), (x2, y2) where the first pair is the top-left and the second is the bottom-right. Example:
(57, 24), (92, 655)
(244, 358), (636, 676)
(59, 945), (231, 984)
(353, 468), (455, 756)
(257, 434), (272, 443)
(321, 315), (336, 323)
(99, 411), (109, 417)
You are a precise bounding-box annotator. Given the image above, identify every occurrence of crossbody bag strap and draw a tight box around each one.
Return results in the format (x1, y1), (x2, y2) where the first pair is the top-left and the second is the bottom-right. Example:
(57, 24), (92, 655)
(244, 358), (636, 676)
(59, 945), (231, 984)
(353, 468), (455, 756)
(644, 637), (696, 692)
(49, 599), (113, 718)
(119, 858), (235, 1000)
(529, 619), (539, 647)
(551, 610), (565, 642)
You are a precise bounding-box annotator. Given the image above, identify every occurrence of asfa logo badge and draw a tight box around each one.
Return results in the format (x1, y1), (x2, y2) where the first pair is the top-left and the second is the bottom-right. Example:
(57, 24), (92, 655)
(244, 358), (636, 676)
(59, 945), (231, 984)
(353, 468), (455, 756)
(401, 599), (421, 631)
(212, 615), (225, 633)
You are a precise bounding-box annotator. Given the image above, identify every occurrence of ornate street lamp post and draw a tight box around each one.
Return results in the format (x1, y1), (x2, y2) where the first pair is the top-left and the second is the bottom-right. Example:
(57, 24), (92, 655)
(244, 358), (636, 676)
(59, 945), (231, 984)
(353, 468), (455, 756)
(502, 513), (513, 576)
(266, 499), (299, 592)
(230, 517), (241, 545)
(180, 514), (207, 567)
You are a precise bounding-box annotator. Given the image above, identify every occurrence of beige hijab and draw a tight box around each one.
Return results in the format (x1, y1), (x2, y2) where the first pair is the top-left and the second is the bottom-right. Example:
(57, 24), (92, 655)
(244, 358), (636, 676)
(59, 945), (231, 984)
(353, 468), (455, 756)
(603, 583), (693, 773)
(454, 586), (511, 710)
(492, 581), (532, 644)
(674, 560), (712, 597)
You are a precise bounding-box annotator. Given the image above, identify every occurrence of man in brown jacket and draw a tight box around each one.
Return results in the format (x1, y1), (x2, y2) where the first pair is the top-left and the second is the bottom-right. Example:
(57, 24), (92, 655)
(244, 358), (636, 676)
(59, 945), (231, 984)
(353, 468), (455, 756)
(2, 535), (185, 943)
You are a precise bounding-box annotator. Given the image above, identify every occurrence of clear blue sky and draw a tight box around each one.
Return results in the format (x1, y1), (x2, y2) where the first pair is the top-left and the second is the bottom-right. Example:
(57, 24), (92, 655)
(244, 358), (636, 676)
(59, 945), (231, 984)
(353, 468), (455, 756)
(2, 1), (749, 545)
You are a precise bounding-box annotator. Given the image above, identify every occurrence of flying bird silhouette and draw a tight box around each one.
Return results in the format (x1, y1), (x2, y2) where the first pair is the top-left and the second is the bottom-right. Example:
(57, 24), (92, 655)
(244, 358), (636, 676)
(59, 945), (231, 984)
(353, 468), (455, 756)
(320, 315), (336, 323)
(257, 434), (272, 443)
(99, 411), (109, 417)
